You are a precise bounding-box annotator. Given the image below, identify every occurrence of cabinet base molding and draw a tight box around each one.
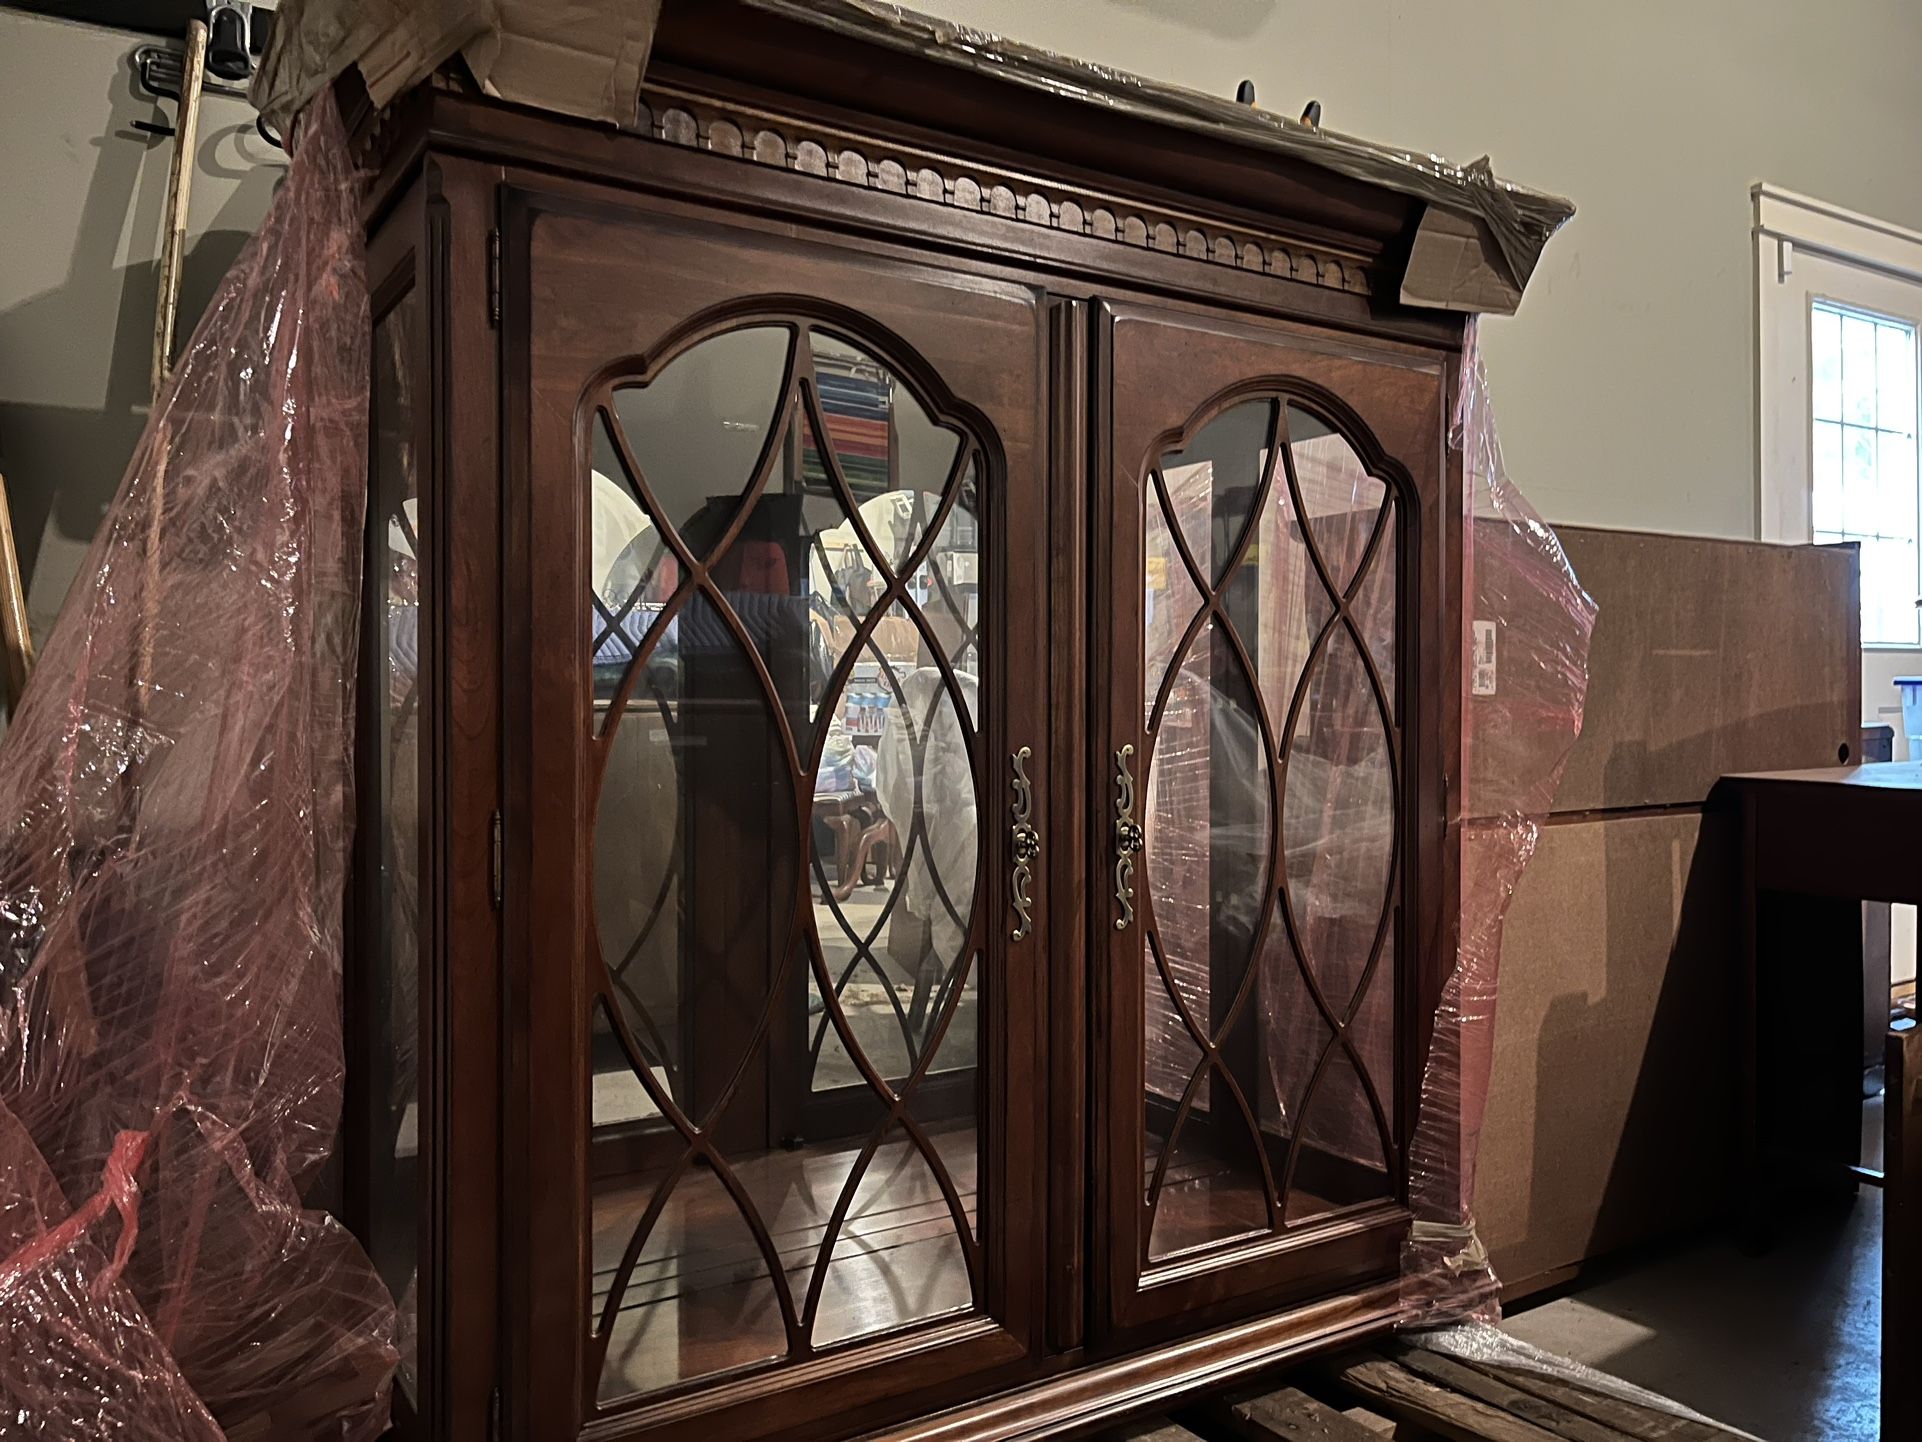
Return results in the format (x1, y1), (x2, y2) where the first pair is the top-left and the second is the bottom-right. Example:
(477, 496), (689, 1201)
(861, 1282), (1403, 1442)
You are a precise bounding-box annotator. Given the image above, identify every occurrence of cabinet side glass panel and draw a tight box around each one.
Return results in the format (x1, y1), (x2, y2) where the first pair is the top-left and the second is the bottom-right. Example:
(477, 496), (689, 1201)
(367, 289), (424, 1398)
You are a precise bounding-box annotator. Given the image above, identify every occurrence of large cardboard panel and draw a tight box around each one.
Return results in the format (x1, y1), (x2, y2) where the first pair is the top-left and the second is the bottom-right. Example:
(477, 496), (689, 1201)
(1549, 527), (1859, 814)
(1473, 809), (1735, 1294)
(256, 0), (662, 130)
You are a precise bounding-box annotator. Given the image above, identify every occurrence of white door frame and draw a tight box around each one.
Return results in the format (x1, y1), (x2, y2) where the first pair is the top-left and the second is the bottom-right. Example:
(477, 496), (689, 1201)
(1755, 186), (1922, 989)
(1753, 184), (1922, 544)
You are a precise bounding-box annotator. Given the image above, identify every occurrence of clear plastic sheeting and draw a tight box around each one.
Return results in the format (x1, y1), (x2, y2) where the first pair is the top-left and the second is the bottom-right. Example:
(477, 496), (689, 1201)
(257, 0), (1570, 311)
(1401, 325), (1597, 1325)
(1139, 397), (1404, 1258)
(1413, 1324), (1762, 1439)
(743, 0), (1575, 298)
(0, 93), (396, 1440)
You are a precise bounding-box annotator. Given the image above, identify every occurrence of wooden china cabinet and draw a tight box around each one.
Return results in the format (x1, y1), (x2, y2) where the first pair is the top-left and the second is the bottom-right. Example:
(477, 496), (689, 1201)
(343, 5), (1569, 1440)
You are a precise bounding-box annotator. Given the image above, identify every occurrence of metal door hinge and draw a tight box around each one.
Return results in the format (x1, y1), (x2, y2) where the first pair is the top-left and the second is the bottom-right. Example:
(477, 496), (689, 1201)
(490, 810), (504, 910)
(488, 1384), (504, 1442)
(487, 228), (502, 327)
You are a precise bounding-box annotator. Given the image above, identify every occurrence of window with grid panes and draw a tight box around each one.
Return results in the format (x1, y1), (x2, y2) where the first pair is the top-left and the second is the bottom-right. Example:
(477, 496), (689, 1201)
(1811, 300), (1921, 644)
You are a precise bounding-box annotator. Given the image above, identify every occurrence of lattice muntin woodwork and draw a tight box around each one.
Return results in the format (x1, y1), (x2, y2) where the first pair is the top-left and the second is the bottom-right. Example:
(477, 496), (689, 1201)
(583, 313), (992, 1407)
(1137, 390), (1404, 1260)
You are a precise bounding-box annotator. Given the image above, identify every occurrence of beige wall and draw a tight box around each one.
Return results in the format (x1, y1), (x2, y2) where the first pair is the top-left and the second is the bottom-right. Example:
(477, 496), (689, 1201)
(914, 0), (1922, 539)
(0, 9), (282, 678)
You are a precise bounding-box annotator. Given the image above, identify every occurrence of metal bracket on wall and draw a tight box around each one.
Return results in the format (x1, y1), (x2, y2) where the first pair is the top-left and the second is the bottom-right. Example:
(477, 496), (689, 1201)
(134, 40), (249, 106)
(135, 6), (280, 147)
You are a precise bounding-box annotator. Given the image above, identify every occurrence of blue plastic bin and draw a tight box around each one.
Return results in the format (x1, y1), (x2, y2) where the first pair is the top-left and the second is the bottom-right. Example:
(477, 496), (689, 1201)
(1898, 677), (1922, 761)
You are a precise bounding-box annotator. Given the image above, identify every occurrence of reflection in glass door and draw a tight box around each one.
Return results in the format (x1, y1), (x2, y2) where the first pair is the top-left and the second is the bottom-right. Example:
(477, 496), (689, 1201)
(581, 321), (988, 1406)
(1137, 395), (1402, 1263)
(364, 290), (423, 1400)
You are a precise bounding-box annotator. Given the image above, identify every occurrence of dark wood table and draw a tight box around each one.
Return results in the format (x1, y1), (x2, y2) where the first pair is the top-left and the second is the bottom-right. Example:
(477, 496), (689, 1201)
(1726, 760), (1922, 910)
(1723, 762), (1922, 1193)
(1721, 763), (1918, 1442)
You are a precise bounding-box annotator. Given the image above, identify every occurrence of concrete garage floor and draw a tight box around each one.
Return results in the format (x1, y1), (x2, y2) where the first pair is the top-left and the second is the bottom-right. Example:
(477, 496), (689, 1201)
(1502, 1101), (1884, 1442)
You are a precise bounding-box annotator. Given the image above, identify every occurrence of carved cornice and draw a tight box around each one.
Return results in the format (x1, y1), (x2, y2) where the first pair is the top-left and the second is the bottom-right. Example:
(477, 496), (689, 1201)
(638, 88), (1373, 297)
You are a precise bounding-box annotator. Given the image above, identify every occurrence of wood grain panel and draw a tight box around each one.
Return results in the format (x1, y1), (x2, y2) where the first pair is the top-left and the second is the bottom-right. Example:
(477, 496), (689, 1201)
(1546, 528), (1859, 816)
(1472, 811), (1735, 1296)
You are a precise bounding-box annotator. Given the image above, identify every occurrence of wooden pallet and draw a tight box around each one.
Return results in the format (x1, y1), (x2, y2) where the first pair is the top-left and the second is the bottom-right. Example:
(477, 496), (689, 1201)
(1097, 1336), (1751, 1442)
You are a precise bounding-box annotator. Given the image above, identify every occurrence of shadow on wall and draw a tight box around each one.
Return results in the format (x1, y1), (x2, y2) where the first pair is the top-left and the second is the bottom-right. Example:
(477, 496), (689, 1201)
(1511, 730), (1867, 1441)
(1521, 752), (1735, 1277)
(1077, 0), (1272, 39)
(0, 50), (281, 661)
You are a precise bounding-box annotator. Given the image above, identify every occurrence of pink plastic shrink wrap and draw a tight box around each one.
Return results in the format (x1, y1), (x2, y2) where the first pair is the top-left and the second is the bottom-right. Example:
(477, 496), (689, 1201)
(0, 93), (396, 1438)
(1400, 325), (1597, 1325)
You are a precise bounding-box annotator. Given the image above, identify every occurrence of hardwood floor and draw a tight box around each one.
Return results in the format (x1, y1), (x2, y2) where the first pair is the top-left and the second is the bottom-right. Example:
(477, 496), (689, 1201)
(590, 1122), (979, 1402)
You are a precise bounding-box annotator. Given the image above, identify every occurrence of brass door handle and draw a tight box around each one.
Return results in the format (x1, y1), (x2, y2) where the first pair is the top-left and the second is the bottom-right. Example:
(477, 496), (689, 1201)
(1114, 744), (1143, 930)
(1010, 747), (1040, 942)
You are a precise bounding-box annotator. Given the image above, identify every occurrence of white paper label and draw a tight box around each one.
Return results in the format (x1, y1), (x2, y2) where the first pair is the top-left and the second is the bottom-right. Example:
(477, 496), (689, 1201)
(1472, 620), (1498, 697)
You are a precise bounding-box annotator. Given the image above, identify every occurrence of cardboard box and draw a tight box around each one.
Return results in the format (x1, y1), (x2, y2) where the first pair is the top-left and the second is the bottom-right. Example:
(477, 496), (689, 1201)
(254, 0), (662, 131)
(1549, 527), (1860, 815)
(1476, 810), (1735, 1293)
(1474, 526), (1858, 1295)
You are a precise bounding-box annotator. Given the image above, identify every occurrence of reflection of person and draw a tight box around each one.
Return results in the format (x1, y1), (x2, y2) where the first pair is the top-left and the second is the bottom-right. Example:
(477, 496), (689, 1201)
(875, 668), (979, 1006)
(815, 715), (889, 898)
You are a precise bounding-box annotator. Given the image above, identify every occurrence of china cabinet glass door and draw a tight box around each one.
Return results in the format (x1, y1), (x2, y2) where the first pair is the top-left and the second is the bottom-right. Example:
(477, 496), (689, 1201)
(1094, 301), (1451, 1335)
(510, 192), (1046, 1437)
(583, 324), (988, 1396)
